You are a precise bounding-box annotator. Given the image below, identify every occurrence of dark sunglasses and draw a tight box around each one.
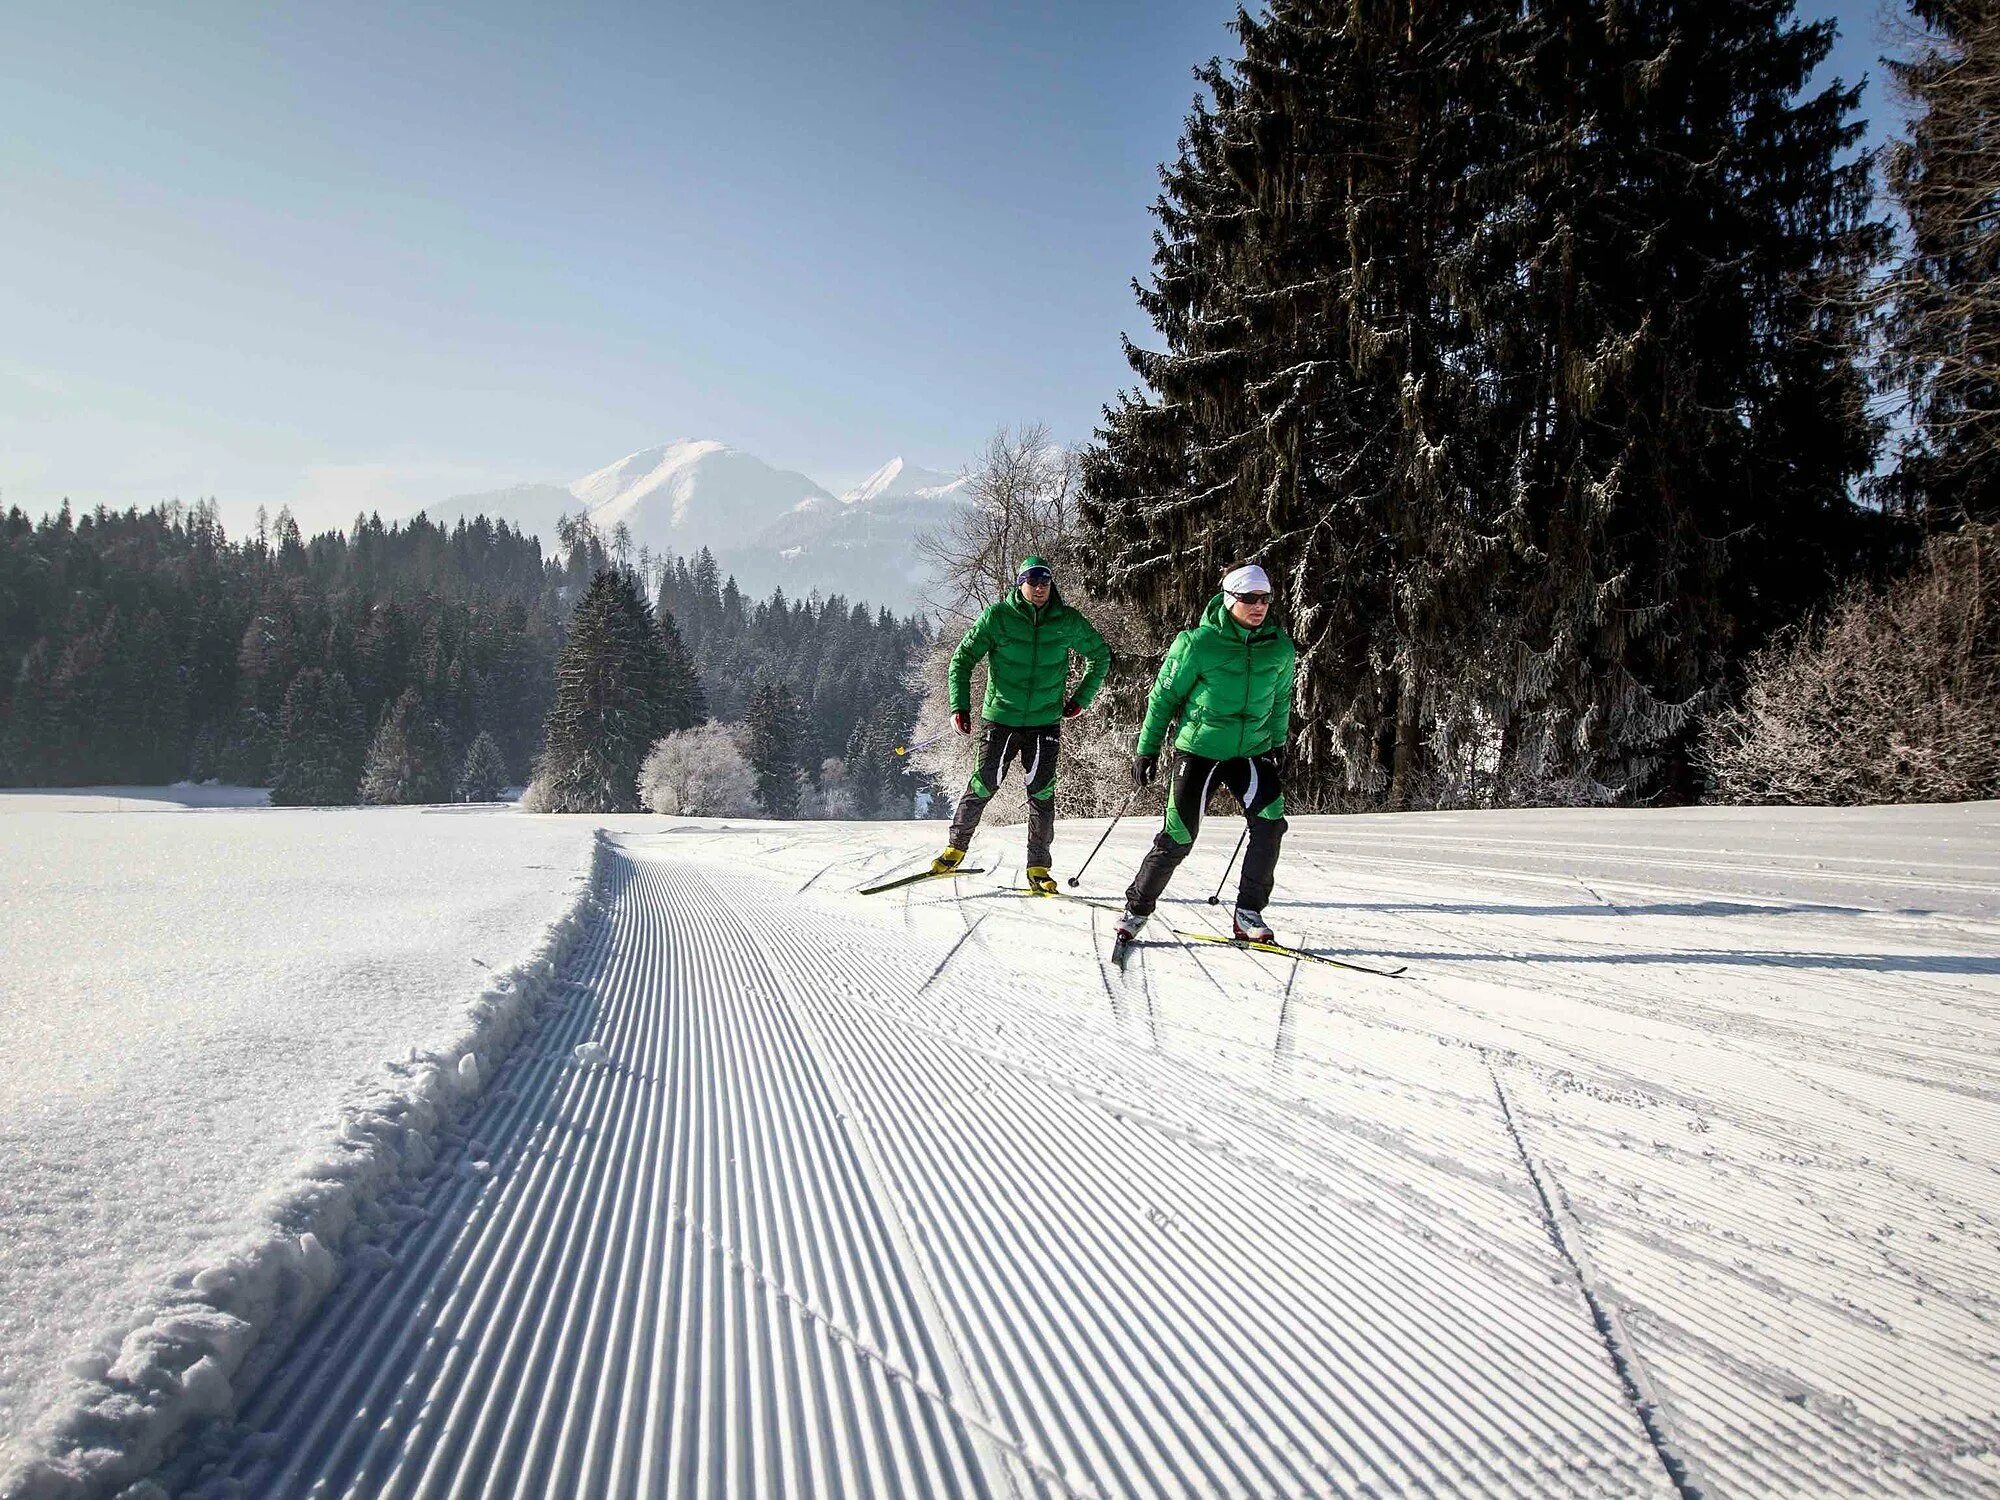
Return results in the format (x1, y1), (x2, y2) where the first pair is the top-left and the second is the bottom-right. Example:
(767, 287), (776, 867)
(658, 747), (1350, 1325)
(1019, 568), (1053, 585)
(1232, 590), (1273, 605)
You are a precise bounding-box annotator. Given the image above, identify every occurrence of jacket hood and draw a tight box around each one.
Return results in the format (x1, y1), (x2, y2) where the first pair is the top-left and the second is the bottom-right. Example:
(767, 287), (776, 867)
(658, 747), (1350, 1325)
(1199, 591), (1277, 640)
(1005, 582), (1069, 617)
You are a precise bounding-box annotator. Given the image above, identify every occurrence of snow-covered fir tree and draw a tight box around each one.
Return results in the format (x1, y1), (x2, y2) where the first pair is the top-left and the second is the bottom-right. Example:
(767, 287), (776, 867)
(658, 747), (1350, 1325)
(1083, 0), (1882, 806)
(654, 595), (707, 731)
(457, 729), (512, 802)
(1486, 0), (1883, 800)
(1877, 0), (2000, 529)
(360, 687), (453, 805)
(270, 668), (365, 805)
(531, 569), (677, 813)
(743, 677), (803, 817)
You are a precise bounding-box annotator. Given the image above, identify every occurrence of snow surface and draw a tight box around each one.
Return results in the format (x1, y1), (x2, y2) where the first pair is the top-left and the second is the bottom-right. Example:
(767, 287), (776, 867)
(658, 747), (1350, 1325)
(0, 801), (602, 1492)
(29, 799), (1983, 1498)
(7, 800), (1992, 1496)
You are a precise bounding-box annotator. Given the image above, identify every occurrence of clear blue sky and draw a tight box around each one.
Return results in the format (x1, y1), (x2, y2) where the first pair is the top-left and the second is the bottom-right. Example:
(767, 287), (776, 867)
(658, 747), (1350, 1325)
(0, 0), (1901, 536)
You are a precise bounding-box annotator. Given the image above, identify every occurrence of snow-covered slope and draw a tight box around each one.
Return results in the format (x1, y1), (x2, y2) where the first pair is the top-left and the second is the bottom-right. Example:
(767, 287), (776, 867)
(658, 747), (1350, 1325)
(7, 799), (1987, 1497)
(0, 800), (602, 1495)
(839, 456), (968, 506)
(569, 441), (838, 559)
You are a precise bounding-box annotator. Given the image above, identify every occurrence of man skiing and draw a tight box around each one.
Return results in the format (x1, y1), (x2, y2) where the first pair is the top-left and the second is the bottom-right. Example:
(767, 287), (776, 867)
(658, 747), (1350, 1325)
(1116, 562), (1296, 948)
(931, 556), (1110, 893)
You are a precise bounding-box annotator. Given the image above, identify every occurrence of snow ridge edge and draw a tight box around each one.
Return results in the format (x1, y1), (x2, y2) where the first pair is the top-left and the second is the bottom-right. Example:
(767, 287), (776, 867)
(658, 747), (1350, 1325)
(1, 830), (615, 1500)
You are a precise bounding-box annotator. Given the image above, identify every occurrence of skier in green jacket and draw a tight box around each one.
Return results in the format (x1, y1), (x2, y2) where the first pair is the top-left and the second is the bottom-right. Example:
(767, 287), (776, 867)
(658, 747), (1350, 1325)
(931, 556), (1111, 893)
(1116, 563), (1297, 945)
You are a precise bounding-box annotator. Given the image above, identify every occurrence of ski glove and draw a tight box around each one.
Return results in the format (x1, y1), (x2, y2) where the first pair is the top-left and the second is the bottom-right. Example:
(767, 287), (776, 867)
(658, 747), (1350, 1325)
(1131, 752), (1159, 789)
(952, 711), (972, 735)
(1263, 744), (1286, 771)
(1061, 699), (1083, 720)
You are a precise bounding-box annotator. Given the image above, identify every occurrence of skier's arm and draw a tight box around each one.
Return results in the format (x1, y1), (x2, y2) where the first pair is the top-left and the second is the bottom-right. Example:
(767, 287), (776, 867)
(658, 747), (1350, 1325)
(1267, 638), (1297, 747)
(1135, 632), (1196, 755)
(946, 608), (994, 716)
(1068, 614), (1112, 710)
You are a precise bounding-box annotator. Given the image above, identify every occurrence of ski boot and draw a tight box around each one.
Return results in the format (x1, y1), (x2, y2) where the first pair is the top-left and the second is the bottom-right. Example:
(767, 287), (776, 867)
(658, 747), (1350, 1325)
(928, 846), (966, 876)
(1110, 908), (1148, 968)
(1026, 865), (1059, 896)
(1233, 907), (1275, 944)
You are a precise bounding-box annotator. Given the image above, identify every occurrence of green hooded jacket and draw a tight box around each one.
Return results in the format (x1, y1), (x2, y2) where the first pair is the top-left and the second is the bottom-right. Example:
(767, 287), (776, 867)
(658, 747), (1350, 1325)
(1137, 593), (1297, 759)
(949, 585), (1111, 728)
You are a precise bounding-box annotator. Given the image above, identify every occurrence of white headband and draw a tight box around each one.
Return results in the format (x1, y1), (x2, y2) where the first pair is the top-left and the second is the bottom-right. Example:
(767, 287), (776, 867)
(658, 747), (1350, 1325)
(1222, 564), (1271, 596)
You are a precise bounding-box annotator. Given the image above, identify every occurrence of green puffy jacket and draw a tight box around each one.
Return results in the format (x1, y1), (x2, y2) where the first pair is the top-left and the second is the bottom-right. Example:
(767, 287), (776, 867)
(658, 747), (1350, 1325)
(1137, 593), (1297, 759)
(949, 586), (1111, 728)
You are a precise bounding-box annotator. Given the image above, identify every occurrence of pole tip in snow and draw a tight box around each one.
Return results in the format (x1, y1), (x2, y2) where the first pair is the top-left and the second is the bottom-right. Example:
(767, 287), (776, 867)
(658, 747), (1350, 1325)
(1067, 876), (1079, 887)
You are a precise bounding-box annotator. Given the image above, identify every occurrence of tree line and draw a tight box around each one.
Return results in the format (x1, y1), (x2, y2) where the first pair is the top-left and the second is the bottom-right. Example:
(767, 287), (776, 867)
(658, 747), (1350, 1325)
(1080, 0), (1998, 809)
(0, 500), (931, 812)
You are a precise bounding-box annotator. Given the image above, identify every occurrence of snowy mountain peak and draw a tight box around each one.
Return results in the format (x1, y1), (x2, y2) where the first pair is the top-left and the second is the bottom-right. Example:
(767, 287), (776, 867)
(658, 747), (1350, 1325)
(568, 440), (733, 531)
(840, 457), (966, 505)
(560, 440), (837, 558)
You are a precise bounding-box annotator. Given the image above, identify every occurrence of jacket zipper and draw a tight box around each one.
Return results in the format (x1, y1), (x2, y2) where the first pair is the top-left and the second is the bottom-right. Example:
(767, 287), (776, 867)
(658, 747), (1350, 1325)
(1241, 632), (1254, 757)
(1027, 607), (1042, 720)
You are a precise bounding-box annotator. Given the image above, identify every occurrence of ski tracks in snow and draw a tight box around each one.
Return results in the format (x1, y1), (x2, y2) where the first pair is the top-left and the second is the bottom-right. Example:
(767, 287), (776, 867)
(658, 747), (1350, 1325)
(167, 812), (2000, 1498)
(168, 830), (1682, 1498)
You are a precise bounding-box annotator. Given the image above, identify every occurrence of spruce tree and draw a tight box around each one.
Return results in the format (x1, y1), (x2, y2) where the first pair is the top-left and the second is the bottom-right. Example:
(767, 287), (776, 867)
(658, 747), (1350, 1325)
(360, 686), (453, 805)
(743, 677), (803, 817)
(1084, 1), (1498, 805)
(656, 600), (707, 730)
(458, 729), (511, 801)
(1085, 0), (1881, 805)
(533, 569), (676, 812)
(271, 668), (365, 805)
(1489, 0), (1882, 797)
(1878, 0), (2000, 528)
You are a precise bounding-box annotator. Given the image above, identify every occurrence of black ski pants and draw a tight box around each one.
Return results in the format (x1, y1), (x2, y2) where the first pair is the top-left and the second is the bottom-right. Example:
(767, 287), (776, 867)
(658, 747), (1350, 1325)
(1125, 750), (1287, 916)
(947, 719), (1060, 867)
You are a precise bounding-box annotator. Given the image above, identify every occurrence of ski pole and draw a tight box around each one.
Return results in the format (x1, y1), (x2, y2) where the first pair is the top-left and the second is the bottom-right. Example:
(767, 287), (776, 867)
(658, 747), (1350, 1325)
(1206, 826), (1248, 905)
(1069, 787), (1141, 887)
(892, 727), (951, 759)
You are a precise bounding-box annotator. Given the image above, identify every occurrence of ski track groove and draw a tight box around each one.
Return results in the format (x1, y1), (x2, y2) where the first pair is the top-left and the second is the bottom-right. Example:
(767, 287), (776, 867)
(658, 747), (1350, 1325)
(166, 820), (2000, 1498)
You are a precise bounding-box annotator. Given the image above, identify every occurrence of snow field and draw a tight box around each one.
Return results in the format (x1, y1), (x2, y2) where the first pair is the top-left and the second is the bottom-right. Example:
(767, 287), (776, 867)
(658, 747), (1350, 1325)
(0, 805), (605, 1497)
(10, 800), (1998, 1497)
(168, 802), (2000, 1498)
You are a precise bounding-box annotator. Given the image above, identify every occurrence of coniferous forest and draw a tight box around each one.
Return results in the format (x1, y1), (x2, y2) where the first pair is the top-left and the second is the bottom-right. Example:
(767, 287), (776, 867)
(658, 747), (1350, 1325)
(0, 501), (929, 808)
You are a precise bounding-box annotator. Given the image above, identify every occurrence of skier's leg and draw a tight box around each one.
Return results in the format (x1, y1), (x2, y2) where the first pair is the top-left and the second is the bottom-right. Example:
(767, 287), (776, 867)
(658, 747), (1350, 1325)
(945, 723), (1013, 853)
(1235, 752), (1288, 912)
(1023, 726), (1060, 870)
(1124, 752), (1216, 916)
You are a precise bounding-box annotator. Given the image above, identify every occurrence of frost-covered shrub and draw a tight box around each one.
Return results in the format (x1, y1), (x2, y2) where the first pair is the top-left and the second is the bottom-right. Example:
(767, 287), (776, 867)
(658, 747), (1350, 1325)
(639, 723), (757, 816)
(1699, 525), (1999, 805)
(795, 758), (858, 819)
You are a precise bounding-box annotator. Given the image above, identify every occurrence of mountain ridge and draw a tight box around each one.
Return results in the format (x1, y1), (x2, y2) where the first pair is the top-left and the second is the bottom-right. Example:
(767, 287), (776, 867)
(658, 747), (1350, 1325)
(426, 441), (969, 612)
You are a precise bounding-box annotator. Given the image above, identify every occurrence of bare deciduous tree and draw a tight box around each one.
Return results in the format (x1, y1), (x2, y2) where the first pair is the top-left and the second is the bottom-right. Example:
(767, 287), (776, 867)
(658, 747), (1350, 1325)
(908, 423), (1160, 823)
(915, 425), (1084, 619)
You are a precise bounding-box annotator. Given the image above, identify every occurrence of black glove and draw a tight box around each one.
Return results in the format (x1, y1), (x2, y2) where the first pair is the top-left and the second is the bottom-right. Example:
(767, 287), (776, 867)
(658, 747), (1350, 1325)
(1263, 744), (1287, 771)
(1131, 752), (1159, 789)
